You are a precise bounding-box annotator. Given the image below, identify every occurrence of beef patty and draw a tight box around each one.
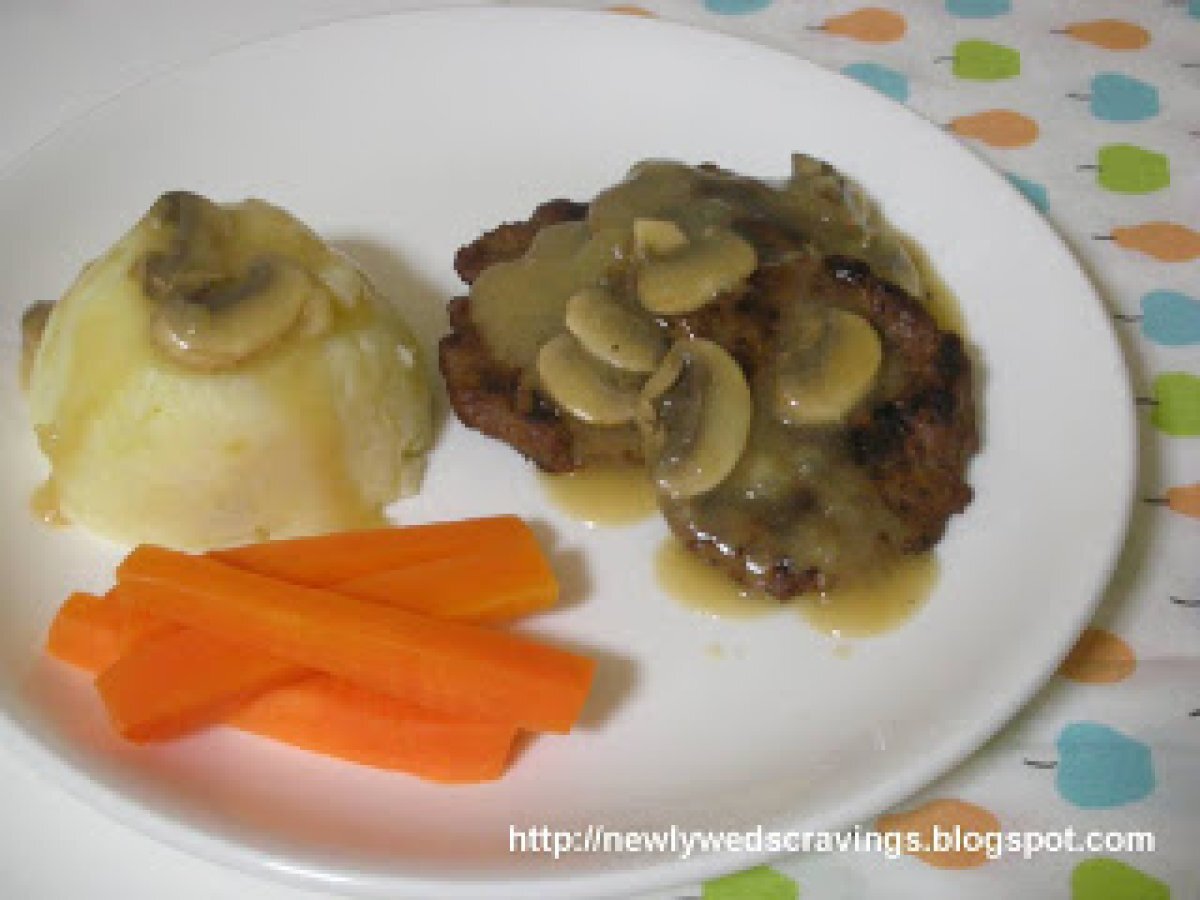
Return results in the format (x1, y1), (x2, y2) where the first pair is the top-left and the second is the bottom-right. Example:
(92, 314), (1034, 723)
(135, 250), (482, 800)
(439, 159), (978, 598)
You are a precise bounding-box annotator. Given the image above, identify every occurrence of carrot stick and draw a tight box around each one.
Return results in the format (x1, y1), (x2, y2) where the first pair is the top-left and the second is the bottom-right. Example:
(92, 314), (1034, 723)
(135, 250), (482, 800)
(46, 595), (517, 780)
(336, 539), (557, 623)
(92, 529), (556, 742)
(46, 588), (174, 670)
(107, 583), (177, 654)
(118, 546), (595, 733)
(96, 629), (306, 742)
(229, 674), (517, 782)
(211, 515), (534, 587)
(46, 592), (124, 671)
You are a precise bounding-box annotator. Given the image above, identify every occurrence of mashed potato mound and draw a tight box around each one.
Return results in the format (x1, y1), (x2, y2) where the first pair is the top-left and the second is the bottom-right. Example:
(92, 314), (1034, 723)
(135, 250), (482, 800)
(27, 191), (431, 549)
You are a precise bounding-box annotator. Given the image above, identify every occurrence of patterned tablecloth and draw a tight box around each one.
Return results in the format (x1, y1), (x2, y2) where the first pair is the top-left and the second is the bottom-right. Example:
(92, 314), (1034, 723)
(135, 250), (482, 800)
(545, 2), (1200, 898)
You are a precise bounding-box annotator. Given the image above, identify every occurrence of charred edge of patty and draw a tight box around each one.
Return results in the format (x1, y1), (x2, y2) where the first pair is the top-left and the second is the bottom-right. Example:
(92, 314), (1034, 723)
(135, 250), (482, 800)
(441, 199), (587, 473)
(675, 526), (828, 598)
(454, 199), (587, 286)
(831, 257), (979, 552)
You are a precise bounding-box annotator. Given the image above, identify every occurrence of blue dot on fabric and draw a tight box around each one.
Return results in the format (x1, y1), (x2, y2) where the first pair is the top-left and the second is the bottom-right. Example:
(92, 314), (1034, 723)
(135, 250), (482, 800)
(1141, 290), (1200, 346)
(1005, 173), (1049, 213)
(841, 62), (909, 102)
(1055, 722), (1155, 809)
(1089, 72), (1160, 123)
(1189, 0), (1200, 19)
(945, 0), (1011, 18)
(703, 0), (772, 15)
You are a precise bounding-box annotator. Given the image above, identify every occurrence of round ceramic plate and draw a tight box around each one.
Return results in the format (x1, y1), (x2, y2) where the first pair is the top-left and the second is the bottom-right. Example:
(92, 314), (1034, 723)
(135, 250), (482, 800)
(0, 9), (1135, 899)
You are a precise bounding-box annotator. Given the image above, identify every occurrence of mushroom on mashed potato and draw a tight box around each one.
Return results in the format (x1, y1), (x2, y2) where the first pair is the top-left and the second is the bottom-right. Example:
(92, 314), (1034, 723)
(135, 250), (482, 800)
(26, 191), (431, 549)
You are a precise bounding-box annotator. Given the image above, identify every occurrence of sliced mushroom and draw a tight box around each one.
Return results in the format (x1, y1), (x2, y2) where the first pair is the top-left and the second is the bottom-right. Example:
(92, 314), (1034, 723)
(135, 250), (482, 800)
(564, 287), (666, 373)
(636, 230), (757, 316)
(632, 218), (688, 258)
(863, 231), (922, 298)
(317, 255), (366, 310)
(152, 257), (312, 370)
(774, 308), (882, 426)
(139, 192), (324, 369)
(637, 338), (752, 499)
(537, 332), (645, 425)
(141, 191), (227, 294)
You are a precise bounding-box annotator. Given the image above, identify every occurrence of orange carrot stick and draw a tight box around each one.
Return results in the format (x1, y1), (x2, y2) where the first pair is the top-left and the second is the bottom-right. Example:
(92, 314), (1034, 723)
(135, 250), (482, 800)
(211, 516), (534, 587)
(46, 592), (124, 671)
(96, 629), (306, 742)
(336, 538), (557, 623)
(44, 587), (168, 668)
(118, 546), (595, 733)
(229, 674), (517, 782)
(107, 583), (177, 654)
(92, 528), (556, 742)
(46, 596), (517, 780)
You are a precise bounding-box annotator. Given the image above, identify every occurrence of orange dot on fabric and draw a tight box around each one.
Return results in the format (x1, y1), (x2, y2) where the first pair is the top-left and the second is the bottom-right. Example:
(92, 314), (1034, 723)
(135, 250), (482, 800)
(607, 4), (656, 16)
(1167, 483), (1200, 519)
(950, 110), (1039, 148)
(1059, 628), (1136, 684)
(1064, 20), (1151, 51)
(824, 8), (907, 44)
(1113, 222), (1200, 263)
(876, 799), (1001, 869)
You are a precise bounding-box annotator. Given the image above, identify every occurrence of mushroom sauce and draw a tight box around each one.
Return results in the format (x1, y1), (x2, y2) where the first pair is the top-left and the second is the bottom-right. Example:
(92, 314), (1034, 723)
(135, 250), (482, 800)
(469, 157), (962, 596)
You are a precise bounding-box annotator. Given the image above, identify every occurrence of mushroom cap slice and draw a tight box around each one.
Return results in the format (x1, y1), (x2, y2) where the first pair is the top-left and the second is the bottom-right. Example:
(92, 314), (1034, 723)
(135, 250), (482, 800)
(638, 338), (753, 499)
(636, 230), (757, 316)
(152, 257), (313, 370)
(632, 218), (688, 258)
(537, 332), (645, 425)
(564, 287), (666, 373)
(774, 308), (883, 426)
(140, 192), (330, 369)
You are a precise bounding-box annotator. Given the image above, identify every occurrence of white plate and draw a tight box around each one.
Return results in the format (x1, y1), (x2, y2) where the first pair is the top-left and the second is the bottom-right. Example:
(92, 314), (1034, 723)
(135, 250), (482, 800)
(0, 8), (1134, 899)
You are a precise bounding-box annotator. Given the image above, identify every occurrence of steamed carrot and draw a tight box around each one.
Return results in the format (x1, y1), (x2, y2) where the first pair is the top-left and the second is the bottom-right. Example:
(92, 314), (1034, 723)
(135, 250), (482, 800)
(46, 595), (517, 779)
(229, 674), (517, 782)
(107, 583), (177, 654)
(47, 589), (169, 671)
(96, 629), (306, 742)
(336, 538), (557, 623)
(91, 529), (556, 742)
(118, 546), (595, 733)
(46, 592), (124, 671)
(211, 515), (534, 587)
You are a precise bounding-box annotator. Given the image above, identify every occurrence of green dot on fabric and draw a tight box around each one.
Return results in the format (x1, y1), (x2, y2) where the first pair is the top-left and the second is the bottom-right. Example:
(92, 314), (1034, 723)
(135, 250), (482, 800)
(1152, 371), (1200, 436)
(1071, 857), (1170, 900)
(1097, 144), (1170, 194)
(702, 865), (799, 900)
(952, 39), (1021, 80)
